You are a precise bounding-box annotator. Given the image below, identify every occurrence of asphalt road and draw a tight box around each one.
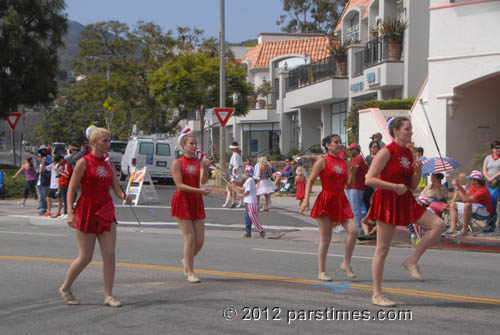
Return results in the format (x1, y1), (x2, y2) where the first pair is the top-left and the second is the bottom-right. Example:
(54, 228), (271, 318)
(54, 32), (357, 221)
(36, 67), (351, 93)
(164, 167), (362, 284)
(113, 184), (317, 230)
(0, 208), (499, 335)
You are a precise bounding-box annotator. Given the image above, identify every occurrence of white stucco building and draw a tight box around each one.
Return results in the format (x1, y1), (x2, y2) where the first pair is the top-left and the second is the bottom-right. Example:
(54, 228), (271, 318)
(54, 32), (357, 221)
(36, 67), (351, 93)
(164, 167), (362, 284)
(409, 0), (500, 171)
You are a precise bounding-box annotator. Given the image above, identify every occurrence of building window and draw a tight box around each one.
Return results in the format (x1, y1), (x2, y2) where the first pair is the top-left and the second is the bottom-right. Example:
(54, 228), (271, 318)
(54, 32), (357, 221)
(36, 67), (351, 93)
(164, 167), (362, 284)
(331, 101), (348, 145)
(345, 13), (360, 43)
(291, 112), (300, 150)
(242, 123), (280, 156)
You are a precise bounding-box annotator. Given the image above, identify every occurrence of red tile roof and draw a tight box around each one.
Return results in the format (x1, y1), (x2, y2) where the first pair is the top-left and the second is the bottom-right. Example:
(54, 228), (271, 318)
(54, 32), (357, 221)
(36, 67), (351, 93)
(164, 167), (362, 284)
(335, 0), (370, 31)
(243, 36), (336, 69)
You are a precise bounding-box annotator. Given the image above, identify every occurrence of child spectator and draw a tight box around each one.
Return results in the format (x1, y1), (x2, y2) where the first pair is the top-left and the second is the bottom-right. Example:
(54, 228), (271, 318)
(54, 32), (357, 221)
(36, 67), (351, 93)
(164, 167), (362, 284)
(232, 166), (265, 238)
(54, 154), (72, 219)
(46, 154), (62, 218)
(295, 165), (306, 210)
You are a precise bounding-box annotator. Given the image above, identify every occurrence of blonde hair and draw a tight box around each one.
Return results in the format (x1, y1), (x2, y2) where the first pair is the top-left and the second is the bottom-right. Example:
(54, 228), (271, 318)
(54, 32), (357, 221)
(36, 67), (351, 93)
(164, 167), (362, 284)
(296, 166), (305, 176)
(458, 172), (467, 186)
(89, 127), (110, 146)
(181, 134), (197, 148)
(258, 156), (270, 167)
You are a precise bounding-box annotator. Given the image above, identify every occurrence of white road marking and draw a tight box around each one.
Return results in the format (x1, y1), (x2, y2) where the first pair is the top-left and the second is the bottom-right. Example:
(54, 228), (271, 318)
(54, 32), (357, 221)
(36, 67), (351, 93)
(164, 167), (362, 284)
(252, 248), (372, 260)
(7, 215), (318, 231)
(0, 230), (65, 237)
(114, 204), (245, 211)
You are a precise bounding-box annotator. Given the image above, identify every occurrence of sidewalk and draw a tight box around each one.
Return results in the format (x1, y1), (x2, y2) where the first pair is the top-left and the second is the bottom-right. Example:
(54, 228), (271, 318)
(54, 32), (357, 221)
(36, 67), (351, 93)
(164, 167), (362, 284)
(207, 183), (500, 253)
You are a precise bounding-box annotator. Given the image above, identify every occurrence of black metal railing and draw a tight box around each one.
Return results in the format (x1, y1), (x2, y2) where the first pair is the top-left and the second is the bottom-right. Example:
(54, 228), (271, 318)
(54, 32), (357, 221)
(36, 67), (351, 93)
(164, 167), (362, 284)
(286, 56), (346, 92)
(363, 36), (395, 68)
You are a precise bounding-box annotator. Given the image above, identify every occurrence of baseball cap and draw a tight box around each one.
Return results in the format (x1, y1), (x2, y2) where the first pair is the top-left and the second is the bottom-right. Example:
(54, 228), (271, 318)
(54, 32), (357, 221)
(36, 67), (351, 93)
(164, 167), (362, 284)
(347, 143), (361, 150)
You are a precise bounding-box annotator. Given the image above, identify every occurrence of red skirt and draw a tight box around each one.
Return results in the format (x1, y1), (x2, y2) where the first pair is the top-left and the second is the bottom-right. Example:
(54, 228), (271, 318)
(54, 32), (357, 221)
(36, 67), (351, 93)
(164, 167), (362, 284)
(295, 181), (305, 200)
(171, 190), (206, 220)
(367, 189), (426, 226)
(74, 198), (116, 234)
(310, 190), (353, 223)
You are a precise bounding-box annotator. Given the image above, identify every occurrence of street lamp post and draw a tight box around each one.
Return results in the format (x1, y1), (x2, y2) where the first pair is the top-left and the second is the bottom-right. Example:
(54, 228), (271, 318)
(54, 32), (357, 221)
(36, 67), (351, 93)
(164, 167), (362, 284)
(218, 0), (226, 186)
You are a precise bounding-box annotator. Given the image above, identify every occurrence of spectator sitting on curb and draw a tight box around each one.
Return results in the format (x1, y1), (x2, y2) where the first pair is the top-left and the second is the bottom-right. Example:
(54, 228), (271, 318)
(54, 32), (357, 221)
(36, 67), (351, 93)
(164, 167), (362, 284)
(446, 170), (493, 237)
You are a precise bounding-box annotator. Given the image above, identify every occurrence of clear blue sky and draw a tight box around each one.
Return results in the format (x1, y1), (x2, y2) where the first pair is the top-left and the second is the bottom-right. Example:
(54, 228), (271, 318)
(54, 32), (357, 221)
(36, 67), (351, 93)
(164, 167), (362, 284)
(65, 0), (286, 43)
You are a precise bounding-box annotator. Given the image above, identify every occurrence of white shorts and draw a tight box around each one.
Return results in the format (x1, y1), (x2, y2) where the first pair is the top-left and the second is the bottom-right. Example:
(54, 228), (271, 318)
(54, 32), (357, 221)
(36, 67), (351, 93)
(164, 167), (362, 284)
(455, 202), (490, 217)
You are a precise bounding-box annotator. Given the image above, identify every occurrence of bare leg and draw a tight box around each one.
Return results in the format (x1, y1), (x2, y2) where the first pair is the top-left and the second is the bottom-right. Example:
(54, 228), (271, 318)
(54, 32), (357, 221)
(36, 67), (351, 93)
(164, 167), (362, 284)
(317, 216), (332, 276)
(264, 194), (270, 210)
(460, 203), (472, 233)
(192, 219), (205, 257)
(448, 202), (458, 232)
(55, 198), (62, 216)
(372, 221), (395, 299)
(405, 211), (446, 267)
(97, 223), (117, 298)
(340, 218), (357, 277)
(47, 195), (52, 214)
(177, 219), (196, 275)
(60, 230), (97, 291)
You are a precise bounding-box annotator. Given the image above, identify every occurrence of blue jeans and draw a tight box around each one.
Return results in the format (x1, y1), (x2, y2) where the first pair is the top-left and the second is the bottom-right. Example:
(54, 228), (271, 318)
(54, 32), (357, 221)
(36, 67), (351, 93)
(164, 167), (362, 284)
(346, 189), (365, 234)
(37, 185), (48, 214)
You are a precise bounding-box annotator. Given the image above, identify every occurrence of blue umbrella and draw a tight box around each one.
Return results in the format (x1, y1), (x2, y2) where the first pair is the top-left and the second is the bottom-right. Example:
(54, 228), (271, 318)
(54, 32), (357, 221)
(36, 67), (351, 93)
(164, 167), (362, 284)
(421, 157), (460, 175)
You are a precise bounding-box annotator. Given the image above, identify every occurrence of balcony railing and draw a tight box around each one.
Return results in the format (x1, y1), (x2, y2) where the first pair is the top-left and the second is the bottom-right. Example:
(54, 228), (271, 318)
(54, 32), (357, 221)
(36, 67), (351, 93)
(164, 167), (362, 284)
(344, 24), (360, 43)
(350, 36), (406, 82)
(286, 56), (346, 92)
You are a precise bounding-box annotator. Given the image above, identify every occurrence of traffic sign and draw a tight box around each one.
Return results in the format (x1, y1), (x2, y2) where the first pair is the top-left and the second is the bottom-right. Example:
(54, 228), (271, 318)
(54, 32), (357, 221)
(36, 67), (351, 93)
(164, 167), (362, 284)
(212, 108), (234, 128)
(6, 113), (21, 130)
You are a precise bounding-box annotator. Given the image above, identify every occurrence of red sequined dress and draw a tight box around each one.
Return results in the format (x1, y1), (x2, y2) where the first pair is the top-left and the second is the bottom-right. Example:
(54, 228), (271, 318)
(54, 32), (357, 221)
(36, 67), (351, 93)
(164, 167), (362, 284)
(171, 156), (205, 220)
(74, 154), (116, 234)
(367, 141), (426, 226)
(310, 154), (353, 223)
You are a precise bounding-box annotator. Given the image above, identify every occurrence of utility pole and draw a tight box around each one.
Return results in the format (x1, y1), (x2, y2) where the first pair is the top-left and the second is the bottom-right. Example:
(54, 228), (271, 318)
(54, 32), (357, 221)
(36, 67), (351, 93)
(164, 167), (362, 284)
(218, 0), (226, 186)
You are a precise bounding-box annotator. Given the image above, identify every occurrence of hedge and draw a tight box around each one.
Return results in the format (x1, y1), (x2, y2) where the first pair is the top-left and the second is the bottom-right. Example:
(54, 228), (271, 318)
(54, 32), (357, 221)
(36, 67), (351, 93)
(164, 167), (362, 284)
(346, 97), (416, 144)
(0, 165), (26, 199)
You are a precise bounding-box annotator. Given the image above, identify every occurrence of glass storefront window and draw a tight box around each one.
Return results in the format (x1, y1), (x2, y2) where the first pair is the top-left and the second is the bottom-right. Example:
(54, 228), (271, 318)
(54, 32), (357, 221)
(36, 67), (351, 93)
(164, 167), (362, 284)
(331, 101), (348, 145)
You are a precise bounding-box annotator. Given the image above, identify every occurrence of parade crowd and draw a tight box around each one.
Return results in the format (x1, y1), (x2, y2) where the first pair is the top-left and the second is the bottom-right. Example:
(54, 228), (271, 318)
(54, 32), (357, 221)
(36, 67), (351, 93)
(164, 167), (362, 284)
(8, 119), (500, 308)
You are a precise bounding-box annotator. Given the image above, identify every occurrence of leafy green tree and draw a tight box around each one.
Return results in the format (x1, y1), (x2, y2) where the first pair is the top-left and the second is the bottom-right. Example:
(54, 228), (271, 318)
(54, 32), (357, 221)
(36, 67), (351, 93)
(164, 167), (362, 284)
(149, 53), (253, 149)
(0, 0), (68, 118)
(276, 0), (347, 35)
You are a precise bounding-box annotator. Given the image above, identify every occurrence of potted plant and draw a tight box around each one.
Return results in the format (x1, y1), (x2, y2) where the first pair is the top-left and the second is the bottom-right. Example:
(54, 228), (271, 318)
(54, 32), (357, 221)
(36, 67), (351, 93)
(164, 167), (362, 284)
(257, 99), (266, 109)
(257, 79), (273, 107)
(327, 42), (348, 77)
(378, 17), (408, 61)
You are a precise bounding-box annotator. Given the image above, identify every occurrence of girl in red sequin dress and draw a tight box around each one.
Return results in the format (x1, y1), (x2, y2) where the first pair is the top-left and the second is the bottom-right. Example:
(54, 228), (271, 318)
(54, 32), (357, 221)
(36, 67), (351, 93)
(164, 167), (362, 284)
(299, 134), (359, 282)
(171, 129), (210, 283)
(59, 127), (132, 308)
(366, 117), (445, 307)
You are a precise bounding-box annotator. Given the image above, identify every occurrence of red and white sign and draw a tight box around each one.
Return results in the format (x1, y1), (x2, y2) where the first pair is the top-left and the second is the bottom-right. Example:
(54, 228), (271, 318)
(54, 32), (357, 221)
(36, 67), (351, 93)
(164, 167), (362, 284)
(212, 108), (234, 128)
(6, 113), (22, 130)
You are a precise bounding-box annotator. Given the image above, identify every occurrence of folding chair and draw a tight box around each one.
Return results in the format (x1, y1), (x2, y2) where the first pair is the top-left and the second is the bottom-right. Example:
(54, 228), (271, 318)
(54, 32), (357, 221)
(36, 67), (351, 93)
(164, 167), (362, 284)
(470, 186), (498, 233)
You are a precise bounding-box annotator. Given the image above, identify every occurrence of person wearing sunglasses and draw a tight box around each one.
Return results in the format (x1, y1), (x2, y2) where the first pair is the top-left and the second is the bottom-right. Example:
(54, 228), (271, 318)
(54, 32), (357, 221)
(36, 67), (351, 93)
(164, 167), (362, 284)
(482, 140), (500, 231)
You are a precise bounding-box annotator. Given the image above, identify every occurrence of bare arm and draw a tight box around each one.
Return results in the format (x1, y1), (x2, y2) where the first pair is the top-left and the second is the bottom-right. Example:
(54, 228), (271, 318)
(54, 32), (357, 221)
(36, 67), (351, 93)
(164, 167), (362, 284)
(408, 159), (423, 190)
(299, 157), (325, 213)
(346, 159), (358, 189)
(200, 157), (209, 185)
(172, 159), (209, 195)
(109, 162), (131, 204)
(66, 159), (86, 228)
(483, 160), (492, 182)
(451, 179), (476, 203)
(365, 148), (408, 195)
(12, 164), (26, 179)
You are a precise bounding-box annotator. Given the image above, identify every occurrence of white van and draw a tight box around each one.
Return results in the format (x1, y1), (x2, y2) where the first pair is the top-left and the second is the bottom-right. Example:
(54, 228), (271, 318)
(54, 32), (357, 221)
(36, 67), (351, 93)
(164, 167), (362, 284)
(120, 136), (175, 183)
(108, 140), (128, 172)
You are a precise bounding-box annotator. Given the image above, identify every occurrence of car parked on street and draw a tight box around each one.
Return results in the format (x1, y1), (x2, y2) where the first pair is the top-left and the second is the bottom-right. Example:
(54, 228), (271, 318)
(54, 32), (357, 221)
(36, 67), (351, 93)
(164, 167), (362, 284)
(120, 136), (175, 183)
(108, 141), (128, 172)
